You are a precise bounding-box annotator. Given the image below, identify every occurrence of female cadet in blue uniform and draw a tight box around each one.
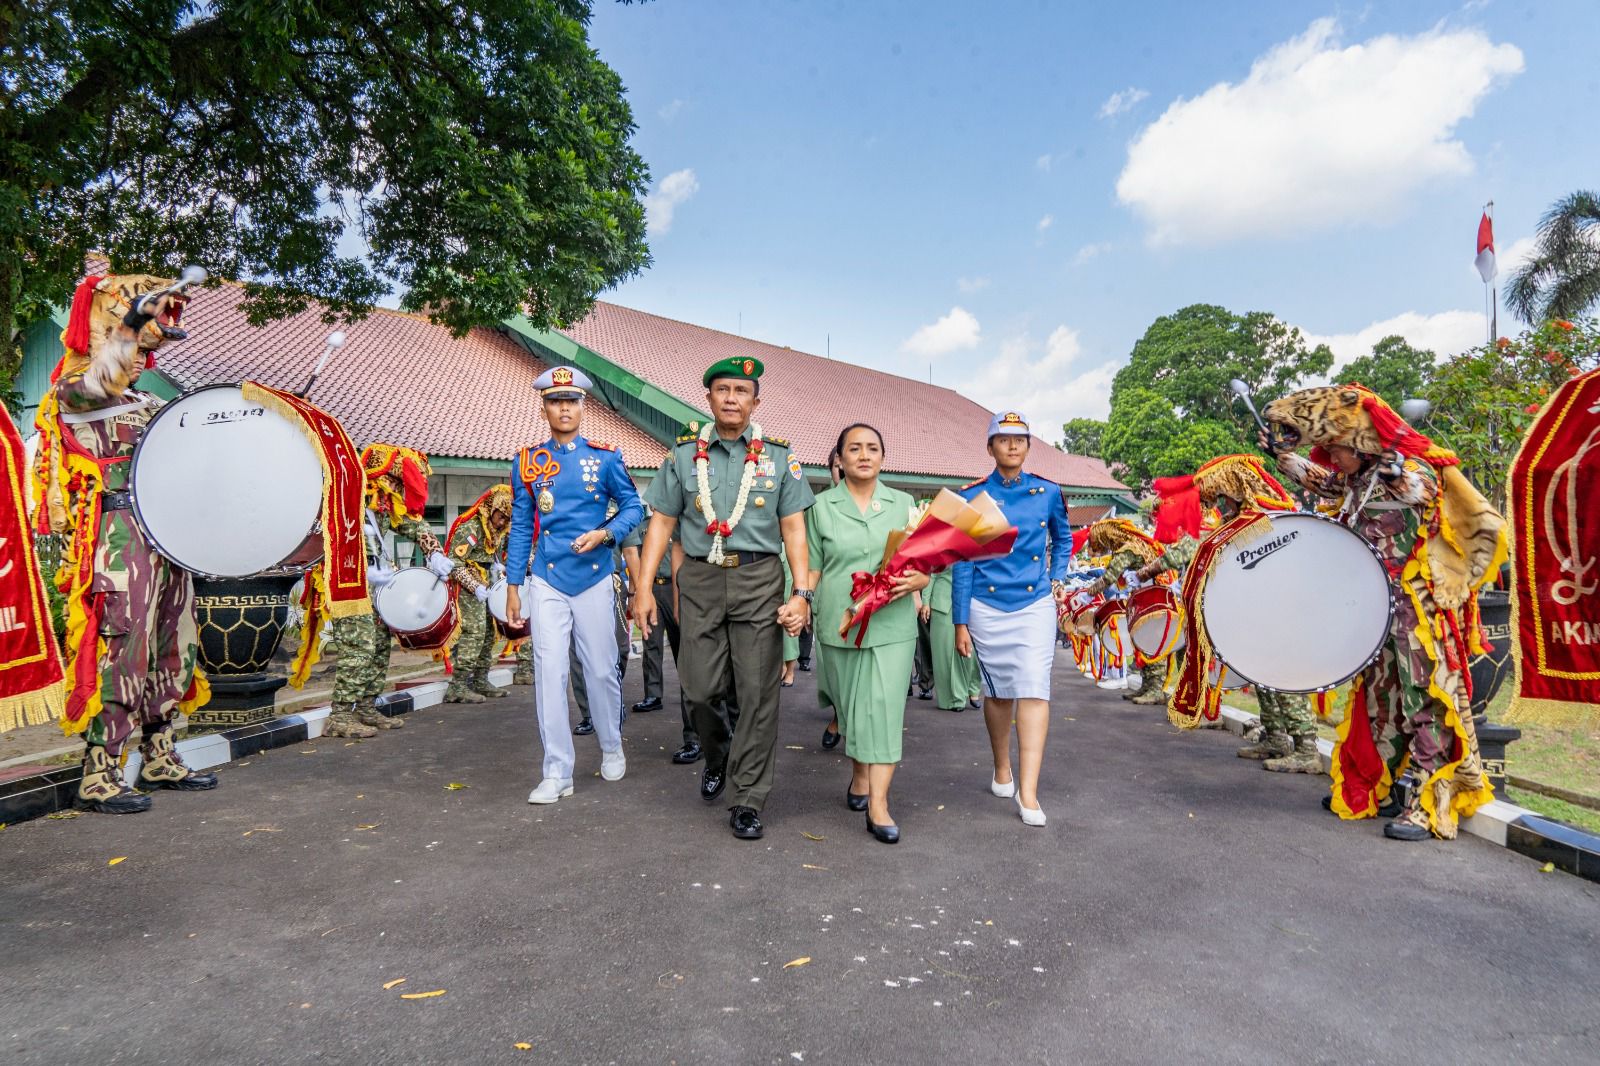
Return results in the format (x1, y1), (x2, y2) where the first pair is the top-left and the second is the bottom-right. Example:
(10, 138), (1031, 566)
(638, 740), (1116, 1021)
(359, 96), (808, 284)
(952, 411), (1072, 828)
(505, 366), (644, 805)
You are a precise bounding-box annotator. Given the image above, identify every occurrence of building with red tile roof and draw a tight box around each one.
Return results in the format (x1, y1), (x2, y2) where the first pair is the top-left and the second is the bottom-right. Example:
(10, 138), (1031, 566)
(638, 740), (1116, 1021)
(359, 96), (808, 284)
(16, 278), (1132, 526)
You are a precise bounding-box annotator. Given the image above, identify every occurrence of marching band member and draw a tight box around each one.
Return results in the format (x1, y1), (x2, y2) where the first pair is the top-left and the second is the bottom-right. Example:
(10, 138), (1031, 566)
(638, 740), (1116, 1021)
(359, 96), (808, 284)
(505, 366), (643, 805)
(952, 411), (1072, 828)
(329, 444), (484, 738)
(1074, 518), (1170, 701)
(1263, 386), (1506, 841)
(1150, 455), (1318, 769)
(32, 274), (215, 813)
(442, 484), (514, 704)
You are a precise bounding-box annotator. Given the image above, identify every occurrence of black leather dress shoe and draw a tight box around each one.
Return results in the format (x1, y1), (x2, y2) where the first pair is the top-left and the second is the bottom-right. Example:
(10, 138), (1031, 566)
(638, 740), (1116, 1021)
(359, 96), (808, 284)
(846, 790), (869, 812)
(632, 696), (663, 713)
(729, 805), (764, 840)
(573, 718), (595, 736)
(797, 658), (812, 672)
(1383, 818), (1433, 841)
(700, 765), (727, 801)
(821, 724), (842, 750)
(865, 815), (900, 844)
(916, 687), (933, 701)
(673, 742), (703, 765)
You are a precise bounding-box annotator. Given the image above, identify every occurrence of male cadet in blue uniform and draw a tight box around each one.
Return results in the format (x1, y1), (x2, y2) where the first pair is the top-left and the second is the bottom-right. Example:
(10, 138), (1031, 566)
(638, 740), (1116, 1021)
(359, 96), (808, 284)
(505, 366), (644, 805)
(634, 356), (815, 841)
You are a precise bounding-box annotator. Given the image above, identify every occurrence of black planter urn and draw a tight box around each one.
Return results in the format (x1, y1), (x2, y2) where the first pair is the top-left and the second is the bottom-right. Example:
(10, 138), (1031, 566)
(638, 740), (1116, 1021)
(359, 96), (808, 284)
(1469, 589), (1518, 796)
(189, 573), (300, 728)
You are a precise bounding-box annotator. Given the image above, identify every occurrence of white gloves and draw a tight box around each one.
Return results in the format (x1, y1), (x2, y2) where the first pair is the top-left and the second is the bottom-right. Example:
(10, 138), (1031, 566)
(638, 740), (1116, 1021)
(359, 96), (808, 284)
(426, 551), (456, 580)
(490, 560), (506, 584)
(367, 565), (396, 590)
(1121, 572), (1145, 591)
(473, 584), (490, 602)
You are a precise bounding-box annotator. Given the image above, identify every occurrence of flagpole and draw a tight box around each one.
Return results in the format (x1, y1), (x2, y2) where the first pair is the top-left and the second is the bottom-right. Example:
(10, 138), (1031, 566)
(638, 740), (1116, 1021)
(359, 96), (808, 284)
(1488, 200), (1498, 344)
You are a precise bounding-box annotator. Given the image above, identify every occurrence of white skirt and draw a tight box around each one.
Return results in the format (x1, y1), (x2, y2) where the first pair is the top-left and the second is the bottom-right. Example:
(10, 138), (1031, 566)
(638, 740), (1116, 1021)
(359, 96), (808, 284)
(968, 595), (1056, 700)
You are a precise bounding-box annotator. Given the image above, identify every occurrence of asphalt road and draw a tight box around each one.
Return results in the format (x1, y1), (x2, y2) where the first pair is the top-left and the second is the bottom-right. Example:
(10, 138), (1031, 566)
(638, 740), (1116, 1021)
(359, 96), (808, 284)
(2, 655), (1597, 1066)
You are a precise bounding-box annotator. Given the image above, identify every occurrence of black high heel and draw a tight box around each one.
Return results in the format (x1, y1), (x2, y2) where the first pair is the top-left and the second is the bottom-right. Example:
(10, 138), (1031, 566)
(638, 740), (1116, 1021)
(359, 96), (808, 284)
(865, 813), (900, 844)
(821, 721), (842, 750)
(846, 789), (868, 812)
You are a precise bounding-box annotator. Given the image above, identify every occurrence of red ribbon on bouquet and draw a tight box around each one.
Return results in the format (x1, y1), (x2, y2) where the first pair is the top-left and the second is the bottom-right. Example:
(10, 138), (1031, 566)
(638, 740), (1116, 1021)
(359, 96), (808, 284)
(840, 516), (1018, 647)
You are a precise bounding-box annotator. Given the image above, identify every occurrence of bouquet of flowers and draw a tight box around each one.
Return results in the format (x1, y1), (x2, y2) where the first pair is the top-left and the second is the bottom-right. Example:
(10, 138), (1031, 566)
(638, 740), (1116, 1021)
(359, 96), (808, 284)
(840, 488), (1019, 645)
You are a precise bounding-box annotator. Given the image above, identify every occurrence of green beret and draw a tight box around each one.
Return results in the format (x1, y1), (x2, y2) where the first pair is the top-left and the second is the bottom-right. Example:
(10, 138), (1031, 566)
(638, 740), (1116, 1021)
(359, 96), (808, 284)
(703, 356), (765, 387)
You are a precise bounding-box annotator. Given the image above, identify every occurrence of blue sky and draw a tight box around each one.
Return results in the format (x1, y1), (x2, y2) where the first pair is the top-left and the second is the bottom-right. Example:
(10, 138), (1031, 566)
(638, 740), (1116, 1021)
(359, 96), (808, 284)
(582, 0), (1600, 436)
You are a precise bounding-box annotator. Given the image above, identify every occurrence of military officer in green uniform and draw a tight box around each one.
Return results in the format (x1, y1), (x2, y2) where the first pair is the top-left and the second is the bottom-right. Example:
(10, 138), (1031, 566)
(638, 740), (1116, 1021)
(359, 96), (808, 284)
(635, 356), (815, 841)
(923, 570), (981, 711)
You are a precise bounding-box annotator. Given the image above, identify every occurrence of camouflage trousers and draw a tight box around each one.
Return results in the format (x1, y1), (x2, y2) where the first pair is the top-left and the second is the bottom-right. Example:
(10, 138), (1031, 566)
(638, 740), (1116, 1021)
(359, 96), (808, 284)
(450, 596), (497, 678)
(86, 548), (199, 757)
(1357, 593), (1454, 780)
(1258, 687), (1315, 739)
(330, 610), (393, 704)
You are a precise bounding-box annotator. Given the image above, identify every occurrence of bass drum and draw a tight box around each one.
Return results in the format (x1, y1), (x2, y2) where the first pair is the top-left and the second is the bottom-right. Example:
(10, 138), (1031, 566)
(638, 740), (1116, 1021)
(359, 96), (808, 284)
(1128, 584), (1185, 661)
(1201, 511), (1393, 693)
(486, 579), (530, 640)
(130, 384), (323, 578)
(375, 567), (459, 650)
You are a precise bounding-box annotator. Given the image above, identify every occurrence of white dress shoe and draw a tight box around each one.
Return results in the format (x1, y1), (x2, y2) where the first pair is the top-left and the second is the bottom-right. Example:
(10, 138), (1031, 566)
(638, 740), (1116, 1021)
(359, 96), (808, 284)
(1016, 793), (1047, 827)
(990, 776), (1017, 798)
(527, 777), (574, 804)
(1096, 677), (1126, 690)
(601, 749), (626, 781)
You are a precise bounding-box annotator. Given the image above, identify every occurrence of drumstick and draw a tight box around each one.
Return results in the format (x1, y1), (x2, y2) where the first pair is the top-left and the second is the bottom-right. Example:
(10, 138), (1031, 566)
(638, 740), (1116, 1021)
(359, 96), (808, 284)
(297, 331), (347, 398)
(1229, 378), (1271, 438)
(131, 265), (208, 316)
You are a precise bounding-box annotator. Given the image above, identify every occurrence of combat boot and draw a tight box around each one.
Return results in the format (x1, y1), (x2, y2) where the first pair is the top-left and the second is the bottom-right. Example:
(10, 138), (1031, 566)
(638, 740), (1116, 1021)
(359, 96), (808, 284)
(444, 679), (485, 704)
(469, 671), (507, 699)
(324, 701), (379, 738)
(1383, 786), (1435, 842)
(511, 669), (533, 686)
(77, 745), (152, 814)
(353, 699), (403, 730)
(1263, 734), (1322, 774)
(1237, 731), (1292, 760)
(138, 729), (219, 791)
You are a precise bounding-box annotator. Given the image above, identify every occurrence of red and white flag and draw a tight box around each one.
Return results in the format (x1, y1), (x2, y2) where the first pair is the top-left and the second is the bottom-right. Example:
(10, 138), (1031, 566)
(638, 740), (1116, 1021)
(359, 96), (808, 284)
(1475, 210), (1496, 283)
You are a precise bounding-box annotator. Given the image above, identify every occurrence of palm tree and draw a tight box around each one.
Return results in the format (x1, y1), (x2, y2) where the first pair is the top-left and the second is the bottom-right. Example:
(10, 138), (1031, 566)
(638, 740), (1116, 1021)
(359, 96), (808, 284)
(1506, 191), (1600, 323)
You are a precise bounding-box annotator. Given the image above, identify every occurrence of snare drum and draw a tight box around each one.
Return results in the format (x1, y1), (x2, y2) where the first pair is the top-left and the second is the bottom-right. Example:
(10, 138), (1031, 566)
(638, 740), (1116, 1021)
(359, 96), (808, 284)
(486, 579), (530, 640)
(1201, 511), (1393, 692)
(1067, 593), (1104, 638)
(1094, 598), (1132, 658)
(129, 384), (324, 578)
(1128, 585), (1185, 661)
(375, 567), (459, 650)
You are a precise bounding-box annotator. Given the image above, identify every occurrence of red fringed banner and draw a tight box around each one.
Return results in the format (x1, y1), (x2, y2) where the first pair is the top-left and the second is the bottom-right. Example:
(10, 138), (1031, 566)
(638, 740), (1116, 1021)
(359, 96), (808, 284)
(1507, 366), (1600, 724)
(1167, 511), (1271, 728)
(0, 406), (65, 732)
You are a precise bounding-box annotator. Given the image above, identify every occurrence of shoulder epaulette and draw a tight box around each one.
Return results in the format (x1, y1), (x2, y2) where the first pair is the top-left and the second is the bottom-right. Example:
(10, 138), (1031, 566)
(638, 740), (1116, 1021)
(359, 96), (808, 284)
(675, 432), (700, 445)
(764, 434), (790, 448)
(587, 440), (617, 452)
(959, 477), (985, 490)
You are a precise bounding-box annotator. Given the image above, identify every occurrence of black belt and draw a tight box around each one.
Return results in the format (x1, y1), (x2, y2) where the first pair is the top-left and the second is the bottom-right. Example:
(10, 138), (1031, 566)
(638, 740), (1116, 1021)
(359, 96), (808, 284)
(689, 551), (776, 569)
(654, 576), (672, 585)
(101, 490), (133, 511)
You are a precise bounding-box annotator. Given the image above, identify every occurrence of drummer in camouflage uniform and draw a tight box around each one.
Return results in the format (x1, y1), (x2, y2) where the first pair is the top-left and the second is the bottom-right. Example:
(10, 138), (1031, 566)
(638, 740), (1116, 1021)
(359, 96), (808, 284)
(442, 484), (513, 704)
(32, 274), (217, 813)
(326, 444), (486, 739)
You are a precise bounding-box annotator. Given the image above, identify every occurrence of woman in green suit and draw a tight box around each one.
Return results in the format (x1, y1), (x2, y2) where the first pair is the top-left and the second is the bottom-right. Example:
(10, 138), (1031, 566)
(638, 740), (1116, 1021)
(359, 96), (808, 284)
(805, 424), (928, 844)
(923, 570), (981, 711)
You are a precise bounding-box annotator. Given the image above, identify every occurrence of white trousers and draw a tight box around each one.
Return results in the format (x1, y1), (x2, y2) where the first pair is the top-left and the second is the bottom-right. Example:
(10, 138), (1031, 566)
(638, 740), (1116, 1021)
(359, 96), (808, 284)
(528, 575), (622, 780)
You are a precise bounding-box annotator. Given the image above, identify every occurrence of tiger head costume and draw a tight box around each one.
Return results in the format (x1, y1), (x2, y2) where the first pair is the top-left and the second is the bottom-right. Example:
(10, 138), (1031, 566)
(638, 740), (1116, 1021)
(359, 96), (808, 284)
(1264, 384), (1507, 609)
(1084, 517), (1163, 564)
(360, 443), (432, 524)
(54, 273), (191, 402)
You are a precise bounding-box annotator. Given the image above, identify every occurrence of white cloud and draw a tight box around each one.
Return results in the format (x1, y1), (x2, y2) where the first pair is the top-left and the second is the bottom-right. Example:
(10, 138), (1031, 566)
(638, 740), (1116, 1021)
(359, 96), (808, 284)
(1115, 19), (1523, 245)
(1303, 309), (1488, 375)
(1036, 214), (1054, 233)
(964, 326), (1121, 429)
(1098, 87), (1150, 119)
(1497, 235), (1537, 279)
(901, 307), (982, 357)
(1072, 242), (1112, 266)
(644, 168), (699, 236)
(956, 276), (991, 294)
(1035, 153), (1054, 172)
(659, 98), (686, 120)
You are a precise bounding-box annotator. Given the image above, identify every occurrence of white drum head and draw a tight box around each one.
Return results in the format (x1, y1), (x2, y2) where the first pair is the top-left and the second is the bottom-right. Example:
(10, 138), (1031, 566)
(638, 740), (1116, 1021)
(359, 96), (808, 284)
(486, 579), (510, 625)
(1202, 512), (1392, 692)
(131, 385), (323, 577)
(1131, 612), (1186, 659)
(376, 568), (449, 632)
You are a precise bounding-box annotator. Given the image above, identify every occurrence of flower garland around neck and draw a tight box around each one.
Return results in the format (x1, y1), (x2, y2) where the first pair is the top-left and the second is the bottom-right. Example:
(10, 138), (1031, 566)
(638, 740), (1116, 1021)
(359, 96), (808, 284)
(695, 421), (763, 565)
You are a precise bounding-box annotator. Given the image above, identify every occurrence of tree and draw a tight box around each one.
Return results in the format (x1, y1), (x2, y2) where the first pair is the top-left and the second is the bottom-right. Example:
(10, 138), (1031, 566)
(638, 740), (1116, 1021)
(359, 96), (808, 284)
(1339, 335), (1436, 411)
(1, 0), (651, 389)
(1505, 191), (1600, 324)
(1059, 417), (1106, 458)
(1100, 305), (1333, 487)
(1418, 318), (1600, 511)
